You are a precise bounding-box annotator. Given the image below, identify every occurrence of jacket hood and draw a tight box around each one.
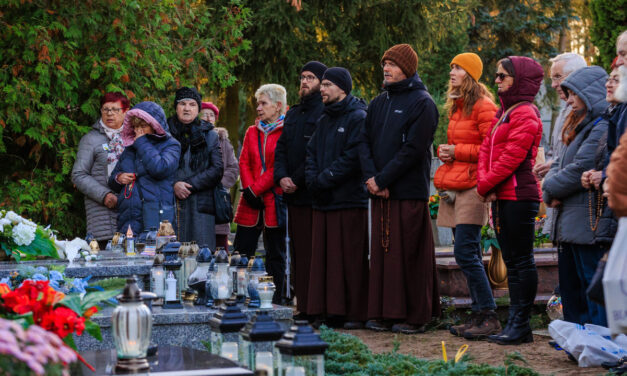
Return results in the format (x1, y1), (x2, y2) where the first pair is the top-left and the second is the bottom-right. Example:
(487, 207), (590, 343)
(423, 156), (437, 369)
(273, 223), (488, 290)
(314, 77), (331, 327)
(121, 101), (169, 147)
(215, 127), (229, 140)
(499, 56), (544, 110)
(383, 73), (427, 94)
(324, 94), (367, 116)
(560, 66), (609, 123)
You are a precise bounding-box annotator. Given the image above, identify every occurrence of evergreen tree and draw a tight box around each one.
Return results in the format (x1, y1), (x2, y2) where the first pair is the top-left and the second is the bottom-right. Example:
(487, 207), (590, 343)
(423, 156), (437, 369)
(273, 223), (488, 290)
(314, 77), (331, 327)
(588, 0), (627, 69)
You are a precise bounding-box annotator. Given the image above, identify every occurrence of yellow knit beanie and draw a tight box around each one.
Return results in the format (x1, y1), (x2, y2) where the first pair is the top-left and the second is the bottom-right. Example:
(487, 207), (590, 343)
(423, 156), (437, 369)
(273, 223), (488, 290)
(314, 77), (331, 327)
(450, 53), (483, 82)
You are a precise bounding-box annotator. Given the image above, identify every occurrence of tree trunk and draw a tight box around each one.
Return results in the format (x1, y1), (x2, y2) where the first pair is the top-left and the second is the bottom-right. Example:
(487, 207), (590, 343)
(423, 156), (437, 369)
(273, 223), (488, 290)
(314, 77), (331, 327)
(225, 82), (240, 149)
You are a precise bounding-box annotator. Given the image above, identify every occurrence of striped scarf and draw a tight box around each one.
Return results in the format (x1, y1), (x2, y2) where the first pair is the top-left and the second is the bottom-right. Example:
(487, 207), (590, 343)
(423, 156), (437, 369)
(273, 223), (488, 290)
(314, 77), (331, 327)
(258, 115), (284, 134)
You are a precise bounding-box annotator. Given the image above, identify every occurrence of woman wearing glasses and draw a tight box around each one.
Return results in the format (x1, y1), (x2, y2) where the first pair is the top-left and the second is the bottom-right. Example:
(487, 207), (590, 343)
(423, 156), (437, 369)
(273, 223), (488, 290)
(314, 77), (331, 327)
(477, 56), (544, 345)
(72, 92), (129, 249)
(108, 101), (181, 235)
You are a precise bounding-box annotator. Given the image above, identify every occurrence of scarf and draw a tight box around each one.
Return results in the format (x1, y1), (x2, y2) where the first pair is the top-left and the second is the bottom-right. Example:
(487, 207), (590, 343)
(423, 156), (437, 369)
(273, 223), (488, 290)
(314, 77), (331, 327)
(257, 115), (284, 134)
(169, 117), (210, 171)
(100, 120), (124, 177)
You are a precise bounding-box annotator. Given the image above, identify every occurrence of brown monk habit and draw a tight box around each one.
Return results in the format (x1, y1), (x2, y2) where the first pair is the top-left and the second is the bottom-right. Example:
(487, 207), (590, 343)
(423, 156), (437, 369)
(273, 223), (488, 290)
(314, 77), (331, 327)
(307, 208), (369, 322)
(287, 205), (314, 314)
(368, 198), (441, 325)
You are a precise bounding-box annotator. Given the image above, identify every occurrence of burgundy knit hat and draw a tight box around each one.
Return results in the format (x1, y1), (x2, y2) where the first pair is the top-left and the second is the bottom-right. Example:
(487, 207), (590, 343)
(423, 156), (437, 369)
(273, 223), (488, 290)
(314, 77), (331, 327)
(201, 102), (220, 121)
(381, 44), (418, 78)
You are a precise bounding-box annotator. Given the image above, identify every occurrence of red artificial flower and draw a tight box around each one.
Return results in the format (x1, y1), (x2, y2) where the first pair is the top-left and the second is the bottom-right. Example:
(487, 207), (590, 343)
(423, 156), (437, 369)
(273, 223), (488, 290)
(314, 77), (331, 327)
(83, 306), (98, 318)
(34, 309), (56, 330)
(0, 283), (10, 296)
(2, 289), (34, 314)
(74, 316), (86, 336)
(52, 306), (79, 338)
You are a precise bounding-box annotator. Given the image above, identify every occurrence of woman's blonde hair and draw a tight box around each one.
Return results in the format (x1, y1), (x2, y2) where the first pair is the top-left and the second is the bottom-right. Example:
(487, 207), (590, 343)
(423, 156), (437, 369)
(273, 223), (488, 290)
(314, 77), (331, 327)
(255, 84), (287, 114)
(444, 72), (494, 117)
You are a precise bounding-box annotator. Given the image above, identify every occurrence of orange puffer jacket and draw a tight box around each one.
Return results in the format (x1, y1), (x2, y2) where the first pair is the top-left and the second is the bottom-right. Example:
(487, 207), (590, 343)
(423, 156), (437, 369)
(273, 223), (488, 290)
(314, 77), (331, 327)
(434, 96), (497, 191)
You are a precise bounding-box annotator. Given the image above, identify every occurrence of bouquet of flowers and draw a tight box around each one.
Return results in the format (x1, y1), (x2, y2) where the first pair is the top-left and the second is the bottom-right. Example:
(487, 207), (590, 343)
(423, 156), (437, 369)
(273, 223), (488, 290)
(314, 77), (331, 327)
(0, 210), (59, 262)
(0, 317), (77, 376)
(428, 194), (440, 219)
(534, 214), (550, 247)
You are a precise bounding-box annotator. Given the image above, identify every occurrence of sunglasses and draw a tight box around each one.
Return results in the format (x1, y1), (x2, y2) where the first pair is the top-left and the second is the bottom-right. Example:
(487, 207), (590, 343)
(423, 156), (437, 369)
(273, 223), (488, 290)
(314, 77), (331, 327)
(495, 73), (513, 81)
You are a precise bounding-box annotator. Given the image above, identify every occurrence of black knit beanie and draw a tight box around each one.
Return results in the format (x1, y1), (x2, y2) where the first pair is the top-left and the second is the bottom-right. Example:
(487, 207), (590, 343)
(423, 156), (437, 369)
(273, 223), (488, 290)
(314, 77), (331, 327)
(322, 67), (352, 94)
(174, 87), (202, 109)
(301, 61), (328, 81)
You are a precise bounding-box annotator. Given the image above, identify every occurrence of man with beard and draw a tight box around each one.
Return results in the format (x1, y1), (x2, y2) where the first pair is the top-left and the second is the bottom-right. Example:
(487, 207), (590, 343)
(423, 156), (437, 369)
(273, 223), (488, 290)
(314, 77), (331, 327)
(359, 44), (440, 334)
(274, 61), (327, 316)
(305, 67), (369, 329)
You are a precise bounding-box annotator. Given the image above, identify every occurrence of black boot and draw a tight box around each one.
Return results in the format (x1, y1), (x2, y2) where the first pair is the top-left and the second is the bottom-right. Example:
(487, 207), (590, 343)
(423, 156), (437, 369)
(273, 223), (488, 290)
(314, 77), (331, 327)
(488, 268), (520, 342)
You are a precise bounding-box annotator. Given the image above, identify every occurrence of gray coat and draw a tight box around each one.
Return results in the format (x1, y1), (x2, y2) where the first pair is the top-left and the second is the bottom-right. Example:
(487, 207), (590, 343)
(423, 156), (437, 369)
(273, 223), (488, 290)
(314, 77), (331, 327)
(71, 121), (118, 240)
(215, 127), (239, 235)
(543, 66), (609, 245)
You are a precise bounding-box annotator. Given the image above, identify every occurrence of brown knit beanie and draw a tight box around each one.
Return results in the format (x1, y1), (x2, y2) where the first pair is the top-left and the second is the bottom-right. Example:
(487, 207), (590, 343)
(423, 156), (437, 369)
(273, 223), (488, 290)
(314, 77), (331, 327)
(381, 44), (418, 78)
(450, 53), (483, 82)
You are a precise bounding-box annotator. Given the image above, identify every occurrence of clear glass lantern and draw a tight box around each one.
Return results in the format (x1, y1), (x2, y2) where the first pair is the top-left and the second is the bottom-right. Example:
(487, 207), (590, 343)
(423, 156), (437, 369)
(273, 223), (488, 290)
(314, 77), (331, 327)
(188, 245), (213, 306)
(162, 242), (183, 309)
(144, 226), (158, 255)
(178, 242), (194, 293)
(258, 276), (275, 310)
(205, 258), (216, 308)
(239, 310), (285, 375)
(275, 321), (328, 376)
(112, 278), (152, 373)
(125, 225), (136, 256)
(208, 299), (248, 357)
(247, 257), (267, 308)
(236, 256), (249, 304)
(229, 251), (242, 299)
(112, 232), (125, 252)
(156, 220), (176, 252)
(150, 253), (166, 306)
(214, 248), (232, 305)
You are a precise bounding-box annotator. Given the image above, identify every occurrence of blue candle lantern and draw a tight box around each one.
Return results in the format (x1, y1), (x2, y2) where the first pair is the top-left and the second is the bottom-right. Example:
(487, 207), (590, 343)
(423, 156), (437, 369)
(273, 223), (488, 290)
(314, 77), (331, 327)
(247, 257), (267, 308)
(208, 299), (248, 360)
(188, 245), (213, 305)
(239, 310), (285, 373)
(275, 321), (328, 376)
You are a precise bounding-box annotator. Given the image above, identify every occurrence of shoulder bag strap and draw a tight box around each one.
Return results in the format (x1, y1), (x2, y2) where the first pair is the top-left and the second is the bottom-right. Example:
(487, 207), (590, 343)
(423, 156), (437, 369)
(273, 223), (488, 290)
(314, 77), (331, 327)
(491, 101), (530, 136)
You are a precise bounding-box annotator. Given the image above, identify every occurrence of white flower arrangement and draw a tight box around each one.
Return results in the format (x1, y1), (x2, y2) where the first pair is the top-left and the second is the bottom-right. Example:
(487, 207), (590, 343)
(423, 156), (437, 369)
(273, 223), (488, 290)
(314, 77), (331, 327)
(0, 210), (60, 262)
(12, 222), (36, 246)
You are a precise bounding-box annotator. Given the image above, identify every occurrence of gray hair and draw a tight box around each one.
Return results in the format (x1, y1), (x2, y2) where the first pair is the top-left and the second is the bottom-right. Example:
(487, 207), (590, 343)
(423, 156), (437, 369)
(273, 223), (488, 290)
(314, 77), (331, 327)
(618, 30), (627, 46)
(550, 53), (587, 76)
(255, 84), (287, 114)
(616, 65), (627, 103)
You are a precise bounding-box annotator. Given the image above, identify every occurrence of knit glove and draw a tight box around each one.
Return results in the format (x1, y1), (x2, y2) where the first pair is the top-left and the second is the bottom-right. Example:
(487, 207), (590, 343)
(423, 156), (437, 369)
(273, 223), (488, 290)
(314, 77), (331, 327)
(242, 187), (264, 210)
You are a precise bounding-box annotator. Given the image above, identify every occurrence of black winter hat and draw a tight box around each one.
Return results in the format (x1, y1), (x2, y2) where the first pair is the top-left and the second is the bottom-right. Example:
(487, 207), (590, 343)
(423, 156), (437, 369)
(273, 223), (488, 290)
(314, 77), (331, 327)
(322, 67), (352, 95)
(174, 87), (202, 109)
(301, 61), (328, 81)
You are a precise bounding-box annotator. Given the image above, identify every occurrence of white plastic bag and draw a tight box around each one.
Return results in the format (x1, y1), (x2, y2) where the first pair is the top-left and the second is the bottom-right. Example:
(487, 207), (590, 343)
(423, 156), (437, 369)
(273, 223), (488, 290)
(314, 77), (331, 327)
(549, 320), (627, 367)
(603, 217), (627, 336)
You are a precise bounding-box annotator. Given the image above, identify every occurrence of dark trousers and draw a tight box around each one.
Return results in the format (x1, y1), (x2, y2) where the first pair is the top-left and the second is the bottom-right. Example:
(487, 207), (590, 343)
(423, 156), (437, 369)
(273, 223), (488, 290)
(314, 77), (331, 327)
(215, 234), (229, 252)
(492, 200), (539, 314)
(453, 224), (496, 311)
(234, 222), (286, 304)
(288, 205), (313, 314)
(561, 243), (608, 326)
(558, 243), (589, 324)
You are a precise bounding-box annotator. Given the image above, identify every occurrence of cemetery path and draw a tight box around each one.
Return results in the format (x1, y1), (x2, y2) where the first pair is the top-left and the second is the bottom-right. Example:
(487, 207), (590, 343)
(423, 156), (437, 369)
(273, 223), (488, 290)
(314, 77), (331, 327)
(341, 329), (604, 375)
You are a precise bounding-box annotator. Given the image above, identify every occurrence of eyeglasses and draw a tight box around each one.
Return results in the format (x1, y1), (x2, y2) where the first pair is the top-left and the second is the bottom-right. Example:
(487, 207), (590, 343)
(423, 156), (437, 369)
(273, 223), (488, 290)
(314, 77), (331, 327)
(550, 74), (564, 83)
(606, 77), (620, 85)
(300, 75), (317, 82)
(320, 82), (334, 88)
(101, 107), (122, 114)
(495, 73), (513, 81)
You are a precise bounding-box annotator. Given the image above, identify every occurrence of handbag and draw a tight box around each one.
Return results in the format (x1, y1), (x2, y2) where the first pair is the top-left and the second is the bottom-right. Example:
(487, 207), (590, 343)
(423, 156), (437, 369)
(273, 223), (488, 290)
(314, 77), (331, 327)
(257, 131), (287, 229)
(213, 183), (233, 225)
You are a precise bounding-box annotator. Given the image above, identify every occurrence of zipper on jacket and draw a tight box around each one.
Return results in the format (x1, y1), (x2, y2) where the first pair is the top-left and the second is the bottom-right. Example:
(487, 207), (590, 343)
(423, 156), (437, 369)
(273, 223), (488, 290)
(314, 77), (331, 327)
(381, 93), (394, 135)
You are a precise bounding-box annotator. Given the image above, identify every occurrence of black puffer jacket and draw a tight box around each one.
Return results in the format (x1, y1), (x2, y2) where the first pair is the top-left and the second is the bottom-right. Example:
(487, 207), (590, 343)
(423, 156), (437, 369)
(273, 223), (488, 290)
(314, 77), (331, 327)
(305, 95), (368, 211)
(274, 92), (324, 206)
(359, 73), (439, 200)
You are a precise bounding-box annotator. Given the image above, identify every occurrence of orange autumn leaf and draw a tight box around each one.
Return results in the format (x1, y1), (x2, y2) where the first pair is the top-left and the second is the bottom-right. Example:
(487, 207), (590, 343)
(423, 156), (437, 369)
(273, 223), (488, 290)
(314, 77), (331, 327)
(124, 89), (135, 99)
(120, 74), (130, 83)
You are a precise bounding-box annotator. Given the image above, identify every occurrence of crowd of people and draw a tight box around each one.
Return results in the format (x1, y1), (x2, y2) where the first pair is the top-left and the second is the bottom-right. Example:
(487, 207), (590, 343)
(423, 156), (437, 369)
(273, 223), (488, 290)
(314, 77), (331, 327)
(71, 31), (627, 342)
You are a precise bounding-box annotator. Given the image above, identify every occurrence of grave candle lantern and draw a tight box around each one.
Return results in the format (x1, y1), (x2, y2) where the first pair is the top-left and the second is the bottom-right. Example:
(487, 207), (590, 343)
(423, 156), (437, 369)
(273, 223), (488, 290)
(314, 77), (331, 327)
(275, 321), (328, 376)
(239, 310), (285, 374)
(208, 299), (248, 356)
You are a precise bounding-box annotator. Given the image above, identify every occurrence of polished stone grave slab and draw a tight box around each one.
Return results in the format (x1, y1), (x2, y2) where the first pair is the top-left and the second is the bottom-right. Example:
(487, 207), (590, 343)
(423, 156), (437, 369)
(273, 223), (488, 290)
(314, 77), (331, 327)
(70, 345), (252, 375)
(75, 304), (294, 352)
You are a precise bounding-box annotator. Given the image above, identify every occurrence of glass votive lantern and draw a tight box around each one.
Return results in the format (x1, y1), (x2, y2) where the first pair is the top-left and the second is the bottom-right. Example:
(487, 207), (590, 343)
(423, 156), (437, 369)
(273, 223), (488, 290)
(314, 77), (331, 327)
(156, 220), (176, 252)
(239, 310), (285, 375)
(112, 232), (125, 252)
(112, 278), (152, 373)
(188, 245), (213, 306)
(229, 251), (242, 299)
(205, 258), (216, 308)
(236, 256), (249, 305)
(247, 257), (267, 308)
(208, 299), (248, 357)
(125, 225), (136, 256)
(150, 253), (166, 306)
(257, 276), (275, 310)
(214, 248), (232, 305)
(163, 242), (183, 309)
(275, 321), (328, 376)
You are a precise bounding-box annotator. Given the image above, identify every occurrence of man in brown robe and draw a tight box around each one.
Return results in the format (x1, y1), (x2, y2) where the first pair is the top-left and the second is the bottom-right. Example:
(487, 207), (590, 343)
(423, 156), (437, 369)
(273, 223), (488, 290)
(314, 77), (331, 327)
(359, 44), (441, 334)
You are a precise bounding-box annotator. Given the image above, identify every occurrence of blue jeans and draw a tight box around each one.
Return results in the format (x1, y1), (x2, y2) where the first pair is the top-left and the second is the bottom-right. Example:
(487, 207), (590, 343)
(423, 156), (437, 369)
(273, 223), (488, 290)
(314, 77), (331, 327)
(558, 244), (589, 324)
(561, 243), (608, 327)
(453, 224), (496, 311)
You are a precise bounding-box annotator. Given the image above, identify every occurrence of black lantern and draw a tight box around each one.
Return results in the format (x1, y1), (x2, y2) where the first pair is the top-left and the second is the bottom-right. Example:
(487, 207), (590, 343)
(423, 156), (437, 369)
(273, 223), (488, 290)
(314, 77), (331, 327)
(162, 242), (183, 309)
(239, 310), (285, 374)
(208, 299), (248, 360)
(230, 251), (242, 299)
(275, 321), (328, 376)
(236, 256), (249, 305)
(150, 252), (166, 306)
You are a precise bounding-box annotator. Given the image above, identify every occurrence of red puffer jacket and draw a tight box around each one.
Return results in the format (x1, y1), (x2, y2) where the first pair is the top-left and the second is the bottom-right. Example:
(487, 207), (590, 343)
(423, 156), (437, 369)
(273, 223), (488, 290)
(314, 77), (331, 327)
(234, 120), (284, 227)
(477, 56), (544, 201)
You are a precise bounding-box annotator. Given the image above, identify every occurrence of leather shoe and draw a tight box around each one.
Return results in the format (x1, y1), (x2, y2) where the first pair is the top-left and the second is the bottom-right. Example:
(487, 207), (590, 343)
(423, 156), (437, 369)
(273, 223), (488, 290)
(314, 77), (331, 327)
(391, 323), (426, 335)
(343, 321), (364, 330)
(365, 319), (393, 332)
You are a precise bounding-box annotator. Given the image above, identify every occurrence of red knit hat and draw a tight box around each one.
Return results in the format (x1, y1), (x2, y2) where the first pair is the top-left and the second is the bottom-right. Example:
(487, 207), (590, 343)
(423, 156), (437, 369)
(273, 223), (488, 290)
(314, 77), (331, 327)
(611, 56), (619, 70)
(381, 44), (418, 78)
(201, 102), (219, 121)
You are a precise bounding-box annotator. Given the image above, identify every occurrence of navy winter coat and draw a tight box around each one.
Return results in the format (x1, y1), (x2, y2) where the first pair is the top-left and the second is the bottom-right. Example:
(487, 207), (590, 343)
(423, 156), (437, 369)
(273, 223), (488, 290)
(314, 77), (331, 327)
(305, 95), (368, 211)
(359, 73), (439, 200)
(274, 91), (325, 206)
(108, 101), (181, 234)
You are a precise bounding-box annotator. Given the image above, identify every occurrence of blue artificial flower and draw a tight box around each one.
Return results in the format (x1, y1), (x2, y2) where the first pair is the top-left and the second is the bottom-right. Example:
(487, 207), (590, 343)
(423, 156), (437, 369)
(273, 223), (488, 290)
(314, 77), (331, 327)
(35, 266), (48, 275)
(0, 277), (10, 286)
(31, 273), (48, 281)
(49, 279), (62, 291)
(69, 278), (88, 294)
(48, 270), (64, 281)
